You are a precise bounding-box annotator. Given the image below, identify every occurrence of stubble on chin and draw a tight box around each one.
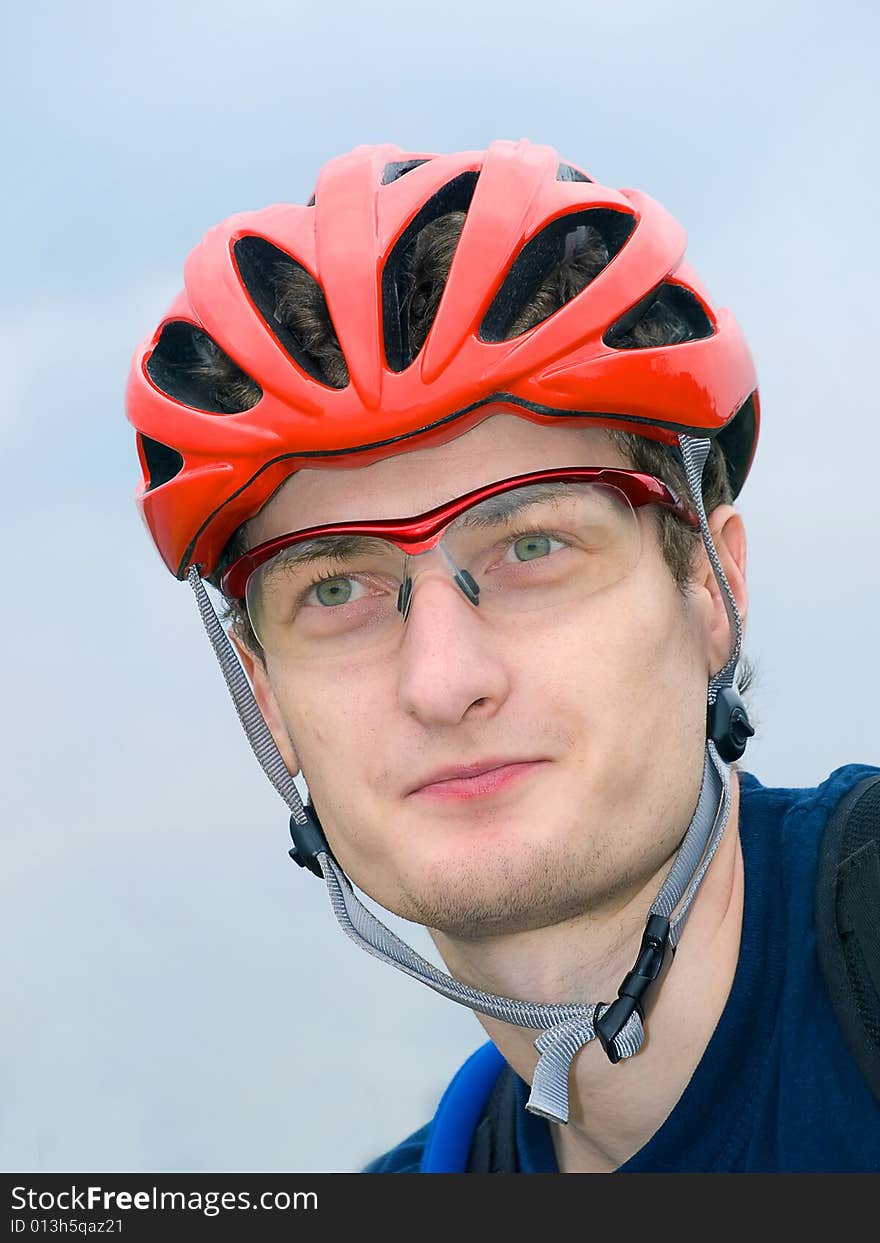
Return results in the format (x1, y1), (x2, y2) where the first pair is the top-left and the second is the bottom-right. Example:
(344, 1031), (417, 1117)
(388, 795), (686, 946)
(392, 834), (621, 942)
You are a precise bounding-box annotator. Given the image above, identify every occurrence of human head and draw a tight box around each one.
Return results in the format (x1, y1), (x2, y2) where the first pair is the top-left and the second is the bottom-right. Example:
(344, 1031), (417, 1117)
(223, 412), (748, 939)
(126, 140), (758, 1096)
(200, 213), (753, 929)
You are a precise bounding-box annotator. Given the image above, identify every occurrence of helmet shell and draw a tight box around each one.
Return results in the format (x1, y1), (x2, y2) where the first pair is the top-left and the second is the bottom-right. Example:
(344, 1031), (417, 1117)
(126, 139), (759, 579)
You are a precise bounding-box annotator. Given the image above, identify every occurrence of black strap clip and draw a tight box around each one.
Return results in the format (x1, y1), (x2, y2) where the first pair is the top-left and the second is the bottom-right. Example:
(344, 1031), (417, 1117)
(595, 913), (672, 1063)
(288, 801), (330, 878)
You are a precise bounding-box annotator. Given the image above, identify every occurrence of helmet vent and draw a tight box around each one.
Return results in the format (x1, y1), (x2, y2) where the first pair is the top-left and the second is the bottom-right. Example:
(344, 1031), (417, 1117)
(716, 392), (758, 498)
(146, 320), (262, 413)
(556, 163), (592, 182)
(138, 433), (184, 491)
(381, 159), (431, 185)
(604, 282), (714, 349)
(479, 208), (635, 343)
(382, 171), (480, 371)
(234, 236), (349, 389)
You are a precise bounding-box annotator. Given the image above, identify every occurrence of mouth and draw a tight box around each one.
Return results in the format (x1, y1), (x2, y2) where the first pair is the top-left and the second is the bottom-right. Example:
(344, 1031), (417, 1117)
(407, 759), (550, 801)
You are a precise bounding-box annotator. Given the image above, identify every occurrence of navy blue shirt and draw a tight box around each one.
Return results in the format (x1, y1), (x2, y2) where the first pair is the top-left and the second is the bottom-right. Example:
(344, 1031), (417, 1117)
(364, 764), (880, 1173)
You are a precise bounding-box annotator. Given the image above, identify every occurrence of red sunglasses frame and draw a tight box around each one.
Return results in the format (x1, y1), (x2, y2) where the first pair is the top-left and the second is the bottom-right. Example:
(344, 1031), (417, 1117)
(220, 466), (699, 602)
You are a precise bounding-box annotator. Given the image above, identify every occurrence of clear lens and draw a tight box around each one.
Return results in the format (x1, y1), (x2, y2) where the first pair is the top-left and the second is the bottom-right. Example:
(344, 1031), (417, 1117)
(246, 480), (640, 662)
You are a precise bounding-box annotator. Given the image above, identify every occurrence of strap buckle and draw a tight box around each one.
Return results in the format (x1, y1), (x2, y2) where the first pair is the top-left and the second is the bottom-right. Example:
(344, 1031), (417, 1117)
(595, 913), (671, 1063)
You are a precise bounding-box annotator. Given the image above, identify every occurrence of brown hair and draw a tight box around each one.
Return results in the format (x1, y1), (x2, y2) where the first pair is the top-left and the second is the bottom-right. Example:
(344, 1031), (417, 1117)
(208, 212), (757, 703)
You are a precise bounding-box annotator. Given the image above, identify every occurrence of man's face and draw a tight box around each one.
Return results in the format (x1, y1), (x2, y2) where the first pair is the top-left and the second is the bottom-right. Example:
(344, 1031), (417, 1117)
(240, 413), (741, 941)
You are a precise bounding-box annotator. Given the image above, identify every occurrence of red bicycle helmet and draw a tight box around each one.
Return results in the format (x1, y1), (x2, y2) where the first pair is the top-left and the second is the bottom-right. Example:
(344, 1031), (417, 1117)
(126, 139), (759, 580)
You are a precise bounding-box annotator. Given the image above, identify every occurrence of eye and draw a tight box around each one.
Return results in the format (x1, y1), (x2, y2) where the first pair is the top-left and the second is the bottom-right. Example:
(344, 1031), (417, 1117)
(506, 532), (566, 562)
(307, 576), (366, 608)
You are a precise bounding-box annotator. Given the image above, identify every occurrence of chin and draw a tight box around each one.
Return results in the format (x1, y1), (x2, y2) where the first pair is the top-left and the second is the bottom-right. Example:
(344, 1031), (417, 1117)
(385, 831), (605, 942)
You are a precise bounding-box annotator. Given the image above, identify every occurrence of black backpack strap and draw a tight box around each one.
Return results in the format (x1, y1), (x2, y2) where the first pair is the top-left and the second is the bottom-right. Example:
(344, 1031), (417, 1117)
(814, 772), (880, 1102)
(465, 1064), (520, 1172)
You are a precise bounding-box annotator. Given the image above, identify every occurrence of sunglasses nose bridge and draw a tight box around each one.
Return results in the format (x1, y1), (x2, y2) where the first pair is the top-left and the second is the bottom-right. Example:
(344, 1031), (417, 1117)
(396, 538), (480, 621)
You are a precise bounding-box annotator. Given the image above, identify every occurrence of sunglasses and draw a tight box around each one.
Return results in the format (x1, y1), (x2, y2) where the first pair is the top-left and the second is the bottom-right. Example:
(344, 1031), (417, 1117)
(220, 467), (698, 661)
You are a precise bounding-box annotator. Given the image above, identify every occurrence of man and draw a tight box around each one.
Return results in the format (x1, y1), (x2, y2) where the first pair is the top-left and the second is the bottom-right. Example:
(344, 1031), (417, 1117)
(126, 140), (880, 1172)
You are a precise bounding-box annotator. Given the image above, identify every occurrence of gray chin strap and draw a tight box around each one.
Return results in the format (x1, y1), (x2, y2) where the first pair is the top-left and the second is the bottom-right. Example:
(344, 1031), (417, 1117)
(187, 434), (746, 1125)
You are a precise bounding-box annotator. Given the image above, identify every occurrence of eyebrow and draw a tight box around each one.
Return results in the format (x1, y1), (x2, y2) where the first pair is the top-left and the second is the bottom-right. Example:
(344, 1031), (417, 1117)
(259, 481), (577, 576)
(447, 481), (574, 531)
(263, 535), (391, 572)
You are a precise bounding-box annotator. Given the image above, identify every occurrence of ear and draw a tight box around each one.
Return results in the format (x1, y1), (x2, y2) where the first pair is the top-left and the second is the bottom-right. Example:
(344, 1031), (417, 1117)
(699, 504), (748, 678)
(229, 629), (301, 777)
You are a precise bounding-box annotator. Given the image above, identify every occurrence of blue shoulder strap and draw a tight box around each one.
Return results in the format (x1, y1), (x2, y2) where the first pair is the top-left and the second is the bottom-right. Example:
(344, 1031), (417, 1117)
(420, 1041), (506, 1173)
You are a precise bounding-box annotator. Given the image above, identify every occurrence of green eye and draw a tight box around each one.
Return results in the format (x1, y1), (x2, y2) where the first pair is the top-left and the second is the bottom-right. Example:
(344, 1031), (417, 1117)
(315, 578), (353, 606)
(512, 534), (553, 561)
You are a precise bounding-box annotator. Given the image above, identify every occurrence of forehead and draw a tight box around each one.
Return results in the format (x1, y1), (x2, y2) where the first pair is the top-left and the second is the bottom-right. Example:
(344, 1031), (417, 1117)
(248, 414), (631, 543)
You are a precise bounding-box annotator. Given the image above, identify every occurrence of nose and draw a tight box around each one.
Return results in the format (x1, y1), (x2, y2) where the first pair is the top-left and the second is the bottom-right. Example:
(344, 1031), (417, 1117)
(395, 567), (511, 727)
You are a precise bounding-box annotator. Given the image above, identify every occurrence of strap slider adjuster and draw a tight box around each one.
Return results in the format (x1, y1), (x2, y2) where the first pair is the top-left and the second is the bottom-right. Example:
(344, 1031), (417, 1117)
(595, 913), (671, 1063)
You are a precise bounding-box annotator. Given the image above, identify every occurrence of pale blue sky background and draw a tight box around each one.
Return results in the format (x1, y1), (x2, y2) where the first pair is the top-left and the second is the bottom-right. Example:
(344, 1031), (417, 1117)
(2, 0), (878, 1173)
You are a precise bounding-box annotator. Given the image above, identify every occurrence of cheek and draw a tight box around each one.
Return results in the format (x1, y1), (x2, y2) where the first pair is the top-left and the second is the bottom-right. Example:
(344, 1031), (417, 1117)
(282, 672), (381, 769)
(273, 679), (390, 888)
(269, 663), (391, 856)
(546, 582), (693, 690)
(541, 578), (708, 762)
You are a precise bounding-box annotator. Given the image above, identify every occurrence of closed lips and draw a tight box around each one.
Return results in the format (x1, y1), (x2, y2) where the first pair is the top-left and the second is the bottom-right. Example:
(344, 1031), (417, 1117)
(408, 758), (544, 794)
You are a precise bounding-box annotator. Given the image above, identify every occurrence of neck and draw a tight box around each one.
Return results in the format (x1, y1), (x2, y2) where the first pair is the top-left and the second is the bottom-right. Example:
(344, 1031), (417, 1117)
(430, 768), (744, 1172)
